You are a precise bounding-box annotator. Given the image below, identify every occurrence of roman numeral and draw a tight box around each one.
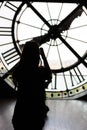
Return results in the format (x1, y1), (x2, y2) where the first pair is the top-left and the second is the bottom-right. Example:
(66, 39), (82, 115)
(2, 47), (20, 65)
(0, 27), (11, 36)
(69, 66), (85, 86)
(5, 1), (18, 12)
(0, 2), (3, 8)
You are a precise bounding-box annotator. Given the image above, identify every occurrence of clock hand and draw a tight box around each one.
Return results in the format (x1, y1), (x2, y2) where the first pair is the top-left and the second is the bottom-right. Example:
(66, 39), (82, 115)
(57, 4), (83, 32)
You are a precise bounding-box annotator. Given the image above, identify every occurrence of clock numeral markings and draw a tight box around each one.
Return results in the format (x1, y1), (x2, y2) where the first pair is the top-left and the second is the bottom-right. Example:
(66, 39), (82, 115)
(5, 1), (18, 12)
(2, 47), (20, 65)
(0, 2), (3, 8)
(0, 27), (11, 36)
(69, 66), (85, 86)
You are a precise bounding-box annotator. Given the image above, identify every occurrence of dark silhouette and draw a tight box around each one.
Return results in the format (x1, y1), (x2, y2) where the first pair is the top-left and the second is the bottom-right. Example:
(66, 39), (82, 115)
(12, 36), (52, 130)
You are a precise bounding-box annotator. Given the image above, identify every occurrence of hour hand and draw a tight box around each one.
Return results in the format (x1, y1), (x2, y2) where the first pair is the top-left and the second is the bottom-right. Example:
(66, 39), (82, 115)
(57, 4), (83, 32)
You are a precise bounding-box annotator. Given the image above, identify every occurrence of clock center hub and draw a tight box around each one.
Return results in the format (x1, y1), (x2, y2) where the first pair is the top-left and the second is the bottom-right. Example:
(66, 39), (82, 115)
(48, 25), (60, 40)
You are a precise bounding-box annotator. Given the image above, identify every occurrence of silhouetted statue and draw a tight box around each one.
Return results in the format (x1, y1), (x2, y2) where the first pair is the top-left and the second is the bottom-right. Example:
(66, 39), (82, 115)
(12, 35), (52, 130)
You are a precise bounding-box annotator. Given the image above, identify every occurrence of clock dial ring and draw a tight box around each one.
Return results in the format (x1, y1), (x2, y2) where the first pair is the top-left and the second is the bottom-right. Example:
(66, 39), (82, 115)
(12, 2), (87, 71)
(0, 1), (87, 99)
(12, 2), (25, 55)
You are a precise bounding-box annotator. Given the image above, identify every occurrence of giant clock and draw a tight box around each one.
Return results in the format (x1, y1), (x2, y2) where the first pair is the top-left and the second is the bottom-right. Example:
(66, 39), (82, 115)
(0, 1), (87, 99)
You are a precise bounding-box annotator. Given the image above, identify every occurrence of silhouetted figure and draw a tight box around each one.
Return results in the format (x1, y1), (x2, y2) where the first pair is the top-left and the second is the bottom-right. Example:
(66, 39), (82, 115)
(12, 36), (52, 130)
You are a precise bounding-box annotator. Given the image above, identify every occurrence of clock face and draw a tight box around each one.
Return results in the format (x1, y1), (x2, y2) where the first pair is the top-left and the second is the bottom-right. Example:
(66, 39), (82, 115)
(0, 1), (87, 99)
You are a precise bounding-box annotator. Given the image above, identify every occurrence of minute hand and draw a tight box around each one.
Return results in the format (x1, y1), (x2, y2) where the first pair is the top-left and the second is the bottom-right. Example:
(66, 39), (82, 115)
(57, 4), (83, 32)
